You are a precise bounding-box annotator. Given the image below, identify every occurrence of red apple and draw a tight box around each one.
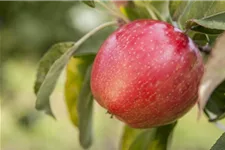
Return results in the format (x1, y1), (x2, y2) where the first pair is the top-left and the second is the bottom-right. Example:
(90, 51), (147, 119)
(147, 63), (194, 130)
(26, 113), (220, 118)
(91, 20), (204, 128)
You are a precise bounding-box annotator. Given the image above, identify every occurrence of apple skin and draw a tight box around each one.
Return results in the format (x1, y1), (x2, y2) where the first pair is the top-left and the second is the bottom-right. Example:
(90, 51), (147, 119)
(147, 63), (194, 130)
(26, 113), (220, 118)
(91, 20), (204, 128)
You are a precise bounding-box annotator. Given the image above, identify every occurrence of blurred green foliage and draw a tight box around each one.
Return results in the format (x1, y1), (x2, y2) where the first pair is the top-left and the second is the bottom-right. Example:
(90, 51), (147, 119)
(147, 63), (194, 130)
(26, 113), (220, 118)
(1, 1), (77, 100)
(0, 1), (113, 99)
(1, 2), (78, 60)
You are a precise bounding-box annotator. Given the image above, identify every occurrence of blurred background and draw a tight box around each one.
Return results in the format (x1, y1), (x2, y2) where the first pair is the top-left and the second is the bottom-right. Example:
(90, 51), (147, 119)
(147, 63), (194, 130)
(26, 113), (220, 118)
(1, 1), (224, 150)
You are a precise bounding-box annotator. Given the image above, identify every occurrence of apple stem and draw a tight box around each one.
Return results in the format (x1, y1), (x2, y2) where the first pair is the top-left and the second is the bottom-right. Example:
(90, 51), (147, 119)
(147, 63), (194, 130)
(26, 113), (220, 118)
(184, 28), (190, 34)
(117, 18), (127, 27)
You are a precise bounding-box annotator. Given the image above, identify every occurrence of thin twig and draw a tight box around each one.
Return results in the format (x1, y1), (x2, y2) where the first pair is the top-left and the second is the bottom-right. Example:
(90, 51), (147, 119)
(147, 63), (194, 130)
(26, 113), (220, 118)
(76, 21), (117, 47)
(96, 0), (129, 23)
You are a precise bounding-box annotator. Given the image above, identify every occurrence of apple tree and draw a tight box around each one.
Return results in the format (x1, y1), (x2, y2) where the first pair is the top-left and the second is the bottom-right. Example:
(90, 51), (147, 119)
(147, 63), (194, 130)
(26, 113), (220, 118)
(34, 1), (225, 149)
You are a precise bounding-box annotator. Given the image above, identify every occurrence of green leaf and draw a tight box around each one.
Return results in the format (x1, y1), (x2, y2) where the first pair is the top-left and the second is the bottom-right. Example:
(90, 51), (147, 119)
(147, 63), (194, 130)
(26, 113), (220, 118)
(204, 79), (225, 122)
(149, 1), (170, 21)
(148, 123), (177, 150)
(199, 33), (225, 113)
(191, 32), (218, 47)
(129, 129), (155, 150)
(120, 1), (150, 21)
(64, 55), (95, 127)
(77, 65), (93, 148)
(191, 32), (217, 47)
(128, 0), (169, 21)
(207, 35), (218, 46)
(120, 126), (142, 150)
(210, 133), (225, 150)
(169, 1), (189, 21)
(34, 42), (74, 117)
(186, 12), (225, 34)
(169, 1), (182, 20)
(34, 42), (74, 94)
(34, 21), (116, 118)
(192, 33), (209, 46)
(83, 1), (95, 8)
(179, 1), (225, 33)
(129, 122), (177, 150)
